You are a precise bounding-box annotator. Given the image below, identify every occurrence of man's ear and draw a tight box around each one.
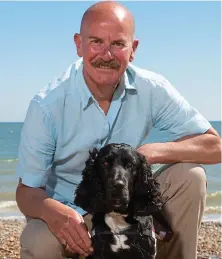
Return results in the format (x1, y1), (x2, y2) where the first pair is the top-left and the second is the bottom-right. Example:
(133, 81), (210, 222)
(74, 33), (83, 57)
(129, 39), (139, 62)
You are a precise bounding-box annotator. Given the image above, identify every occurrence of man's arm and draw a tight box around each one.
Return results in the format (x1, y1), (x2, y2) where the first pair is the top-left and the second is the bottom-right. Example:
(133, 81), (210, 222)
(16, 179), (93, 256)
(137, 127), (221, 164)
(16, 178), (71, 222)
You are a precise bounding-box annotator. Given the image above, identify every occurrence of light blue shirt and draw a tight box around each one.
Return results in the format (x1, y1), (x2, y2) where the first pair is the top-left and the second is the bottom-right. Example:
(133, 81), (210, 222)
(16, 58), (211, 215)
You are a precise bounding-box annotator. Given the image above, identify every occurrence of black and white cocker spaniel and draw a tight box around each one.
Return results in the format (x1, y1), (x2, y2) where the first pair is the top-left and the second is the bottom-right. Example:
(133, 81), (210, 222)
(74, 143), (173, 259)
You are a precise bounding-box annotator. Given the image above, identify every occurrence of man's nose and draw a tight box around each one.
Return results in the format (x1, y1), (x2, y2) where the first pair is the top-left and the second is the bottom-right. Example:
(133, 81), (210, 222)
(100, 45), (113, 60)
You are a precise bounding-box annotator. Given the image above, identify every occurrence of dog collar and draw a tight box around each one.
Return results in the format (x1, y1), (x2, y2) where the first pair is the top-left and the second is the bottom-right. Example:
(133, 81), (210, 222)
(108, 211), (128, 217)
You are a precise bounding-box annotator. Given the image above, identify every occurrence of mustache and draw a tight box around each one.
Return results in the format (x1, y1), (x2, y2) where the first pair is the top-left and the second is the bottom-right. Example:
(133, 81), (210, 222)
(91, 59), (120, 70)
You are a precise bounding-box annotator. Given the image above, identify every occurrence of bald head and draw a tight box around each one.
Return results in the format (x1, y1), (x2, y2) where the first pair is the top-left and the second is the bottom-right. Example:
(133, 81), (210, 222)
(80, 1), (135, 38)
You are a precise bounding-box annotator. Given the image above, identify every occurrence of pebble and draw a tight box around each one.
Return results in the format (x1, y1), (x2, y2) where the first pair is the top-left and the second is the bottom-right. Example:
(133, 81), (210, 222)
(0, 219), (221, 258)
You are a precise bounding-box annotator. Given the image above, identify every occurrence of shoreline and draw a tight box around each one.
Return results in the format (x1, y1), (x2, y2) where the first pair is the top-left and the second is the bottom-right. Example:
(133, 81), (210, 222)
(0, 209), (221, 222)
(0, 219), (221, 259)
(0, 217), (221, 223)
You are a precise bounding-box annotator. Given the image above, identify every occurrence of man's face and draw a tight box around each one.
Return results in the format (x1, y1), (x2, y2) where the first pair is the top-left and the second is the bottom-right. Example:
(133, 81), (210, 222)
(75, 13), (138, 87)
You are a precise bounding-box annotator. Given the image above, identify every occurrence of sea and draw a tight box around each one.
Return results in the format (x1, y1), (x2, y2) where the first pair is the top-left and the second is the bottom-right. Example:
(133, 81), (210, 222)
(0, 121), (221, 221)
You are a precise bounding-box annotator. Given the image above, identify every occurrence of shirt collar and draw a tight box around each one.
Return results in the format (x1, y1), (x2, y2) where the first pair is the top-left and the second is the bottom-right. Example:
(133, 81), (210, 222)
(75, 59), (137, 110)
(122, 68), (137, 92)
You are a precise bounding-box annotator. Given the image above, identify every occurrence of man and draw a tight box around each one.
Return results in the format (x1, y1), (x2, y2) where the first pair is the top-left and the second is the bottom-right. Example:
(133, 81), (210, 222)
(16, 1), (221, 259)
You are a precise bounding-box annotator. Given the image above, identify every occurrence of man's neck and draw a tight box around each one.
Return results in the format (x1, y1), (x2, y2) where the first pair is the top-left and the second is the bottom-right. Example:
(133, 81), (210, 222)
(83, 70), (120, 103)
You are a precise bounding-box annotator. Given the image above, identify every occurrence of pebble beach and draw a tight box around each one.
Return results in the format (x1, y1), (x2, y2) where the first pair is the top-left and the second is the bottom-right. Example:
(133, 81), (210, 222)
(0, 219), (221, 259)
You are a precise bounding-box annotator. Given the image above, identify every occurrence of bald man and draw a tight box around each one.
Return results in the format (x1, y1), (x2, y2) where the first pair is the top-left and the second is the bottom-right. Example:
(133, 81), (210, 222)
(16, 1), (221, 259)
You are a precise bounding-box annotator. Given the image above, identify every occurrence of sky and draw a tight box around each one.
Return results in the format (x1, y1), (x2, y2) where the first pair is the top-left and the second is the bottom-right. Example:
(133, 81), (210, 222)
(0, 1), (221, 122)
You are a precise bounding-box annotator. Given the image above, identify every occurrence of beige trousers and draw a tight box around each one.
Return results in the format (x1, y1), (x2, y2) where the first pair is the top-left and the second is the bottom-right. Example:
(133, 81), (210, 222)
(20, 163), (207, 259)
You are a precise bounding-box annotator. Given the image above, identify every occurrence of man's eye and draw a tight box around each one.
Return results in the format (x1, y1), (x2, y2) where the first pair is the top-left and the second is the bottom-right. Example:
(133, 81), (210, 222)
(113, 42), (124, 47)
(91, 39), (101, 44)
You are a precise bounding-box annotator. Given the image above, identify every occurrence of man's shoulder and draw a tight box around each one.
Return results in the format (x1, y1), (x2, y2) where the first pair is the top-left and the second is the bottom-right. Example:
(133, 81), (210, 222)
(32, 59), (82, 106)
(127, 63), (171, 90)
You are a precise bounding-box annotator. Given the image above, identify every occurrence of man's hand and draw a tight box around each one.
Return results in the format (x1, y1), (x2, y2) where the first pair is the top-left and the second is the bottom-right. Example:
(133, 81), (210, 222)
(137, 144), (154, 164)
(45, 206), (93, 257)
(137, 128), (221, 165)
(16, 182), (94, 256)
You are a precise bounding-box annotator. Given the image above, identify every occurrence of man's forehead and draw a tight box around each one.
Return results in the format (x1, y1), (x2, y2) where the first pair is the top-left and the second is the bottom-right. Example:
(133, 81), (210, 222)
(87, 33), (129, 42)
(80, 5), (134, 37)
(82, 18), (133, 41)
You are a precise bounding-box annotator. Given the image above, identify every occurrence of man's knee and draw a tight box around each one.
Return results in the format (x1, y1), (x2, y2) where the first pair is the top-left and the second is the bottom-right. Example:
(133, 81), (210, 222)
(156, 163), (207, 232)
(157, 163), (207, 199)
(173, 163), (206, 192)
(20, 219), (64, 259)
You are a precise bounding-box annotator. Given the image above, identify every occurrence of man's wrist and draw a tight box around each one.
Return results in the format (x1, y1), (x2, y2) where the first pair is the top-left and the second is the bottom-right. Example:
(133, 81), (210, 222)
(41, 198), (70, 224)
(138, 142), (176, 164)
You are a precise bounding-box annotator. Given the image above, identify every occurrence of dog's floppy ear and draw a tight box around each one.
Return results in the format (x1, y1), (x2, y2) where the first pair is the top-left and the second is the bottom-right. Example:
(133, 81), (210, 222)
(132, 153), (162, 216)
(74, 148), (106, 213)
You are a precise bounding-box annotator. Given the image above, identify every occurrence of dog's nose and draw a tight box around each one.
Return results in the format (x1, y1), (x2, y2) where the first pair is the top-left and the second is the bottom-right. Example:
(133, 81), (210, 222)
(114, 180), (125, 188)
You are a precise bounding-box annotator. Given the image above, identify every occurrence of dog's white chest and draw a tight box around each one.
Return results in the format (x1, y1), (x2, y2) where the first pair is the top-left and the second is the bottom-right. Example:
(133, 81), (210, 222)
(105, 213), (130, 252)
(111, 235), (129, 252)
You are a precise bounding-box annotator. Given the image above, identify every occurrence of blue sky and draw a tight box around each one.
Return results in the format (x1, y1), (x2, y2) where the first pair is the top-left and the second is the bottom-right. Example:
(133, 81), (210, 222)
(0, 1), (221, 122)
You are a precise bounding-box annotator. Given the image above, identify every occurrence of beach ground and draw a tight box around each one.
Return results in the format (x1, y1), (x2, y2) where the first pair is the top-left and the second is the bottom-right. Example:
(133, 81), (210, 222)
(0, 219), (221, 259)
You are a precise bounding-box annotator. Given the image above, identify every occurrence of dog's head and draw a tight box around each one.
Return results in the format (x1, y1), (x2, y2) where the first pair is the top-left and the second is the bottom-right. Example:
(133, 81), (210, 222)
(74, 143), (162, 216)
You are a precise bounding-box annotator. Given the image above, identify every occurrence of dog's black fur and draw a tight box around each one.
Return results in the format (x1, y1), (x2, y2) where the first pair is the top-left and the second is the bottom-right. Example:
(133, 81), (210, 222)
(74, 143), (172, 259)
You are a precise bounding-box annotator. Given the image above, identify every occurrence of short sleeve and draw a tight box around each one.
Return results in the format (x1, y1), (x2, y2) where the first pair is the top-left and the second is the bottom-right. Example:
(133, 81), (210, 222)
(16, 100), (56, 187)
(151, 76), (211, 139)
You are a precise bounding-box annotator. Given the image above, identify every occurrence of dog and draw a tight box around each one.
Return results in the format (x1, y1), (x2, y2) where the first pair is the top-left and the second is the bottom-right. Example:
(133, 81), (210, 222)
(74, 143), (173, 259)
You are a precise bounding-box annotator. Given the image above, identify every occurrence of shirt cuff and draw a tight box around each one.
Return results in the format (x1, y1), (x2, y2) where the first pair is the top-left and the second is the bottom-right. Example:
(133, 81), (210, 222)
(16, 163), (48, 188)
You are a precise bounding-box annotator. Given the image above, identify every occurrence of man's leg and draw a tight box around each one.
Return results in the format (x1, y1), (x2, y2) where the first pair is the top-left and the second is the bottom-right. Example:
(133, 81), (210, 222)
(20, 215), (92, 259)
(20, 218), (65, 259)
(154, 163), (207, 259)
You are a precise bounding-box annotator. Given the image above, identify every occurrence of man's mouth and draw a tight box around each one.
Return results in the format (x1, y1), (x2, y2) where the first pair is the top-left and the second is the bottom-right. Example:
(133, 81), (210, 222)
(96, 65), (114, 69)
(91, 60), (120, 70)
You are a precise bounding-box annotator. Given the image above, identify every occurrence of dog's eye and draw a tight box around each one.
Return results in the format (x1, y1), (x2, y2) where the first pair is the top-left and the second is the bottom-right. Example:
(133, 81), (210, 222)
(126, 162), (134, 169)
(103, 161), (109, 167)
